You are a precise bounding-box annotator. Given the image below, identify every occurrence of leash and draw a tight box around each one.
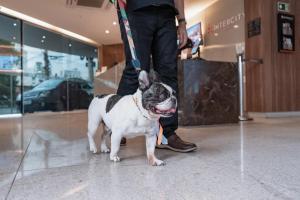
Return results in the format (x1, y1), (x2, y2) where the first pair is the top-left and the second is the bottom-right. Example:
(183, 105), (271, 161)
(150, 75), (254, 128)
(111, 0), (141, 71)
(111, 0), (164, 145)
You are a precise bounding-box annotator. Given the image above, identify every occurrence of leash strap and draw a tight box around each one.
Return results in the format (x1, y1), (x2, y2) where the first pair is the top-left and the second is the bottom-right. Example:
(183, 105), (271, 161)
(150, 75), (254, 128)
(157, 124), (164, 145)
(116, 0), (141, 71)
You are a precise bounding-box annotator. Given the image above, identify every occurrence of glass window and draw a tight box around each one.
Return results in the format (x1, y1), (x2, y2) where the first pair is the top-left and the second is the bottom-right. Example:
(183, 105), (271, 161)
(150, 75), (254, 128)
(0, 14), (22, 115)
(22, 22), (98, 113)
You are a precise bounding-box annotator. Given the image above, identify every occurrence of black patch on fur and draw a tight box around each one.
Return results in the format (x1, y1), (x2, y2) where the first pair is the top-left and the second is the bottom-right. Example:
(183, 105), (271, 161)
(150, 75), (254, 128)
(95, 94), (109, 99)
(106, 95), (123, 113)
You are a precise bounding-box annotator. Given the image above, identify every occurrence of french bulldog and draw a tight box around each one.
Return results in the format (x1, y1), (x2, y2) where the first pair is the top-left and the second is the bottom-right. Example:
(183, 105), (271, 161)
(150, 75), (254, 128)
(87, 70), (177, 166)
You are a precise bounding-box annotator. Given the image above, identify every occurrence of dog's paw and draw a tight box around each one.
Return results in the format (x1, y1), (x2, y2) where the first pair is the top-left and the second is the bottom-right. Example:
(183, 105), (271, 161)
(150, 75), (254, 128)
(100, 146), (110, 153)
(110, 155), (120, 162)
(89, 145), (98, 154)
(88, 137), (98, 154)
(152, 159), (165, 166)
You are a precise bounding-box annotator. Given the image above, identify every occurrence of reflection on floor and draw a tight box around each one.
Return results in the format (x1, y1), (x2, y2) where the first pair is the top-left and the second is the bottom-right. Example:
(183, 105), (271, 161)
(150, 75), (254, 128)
(0, 112), (300, 200)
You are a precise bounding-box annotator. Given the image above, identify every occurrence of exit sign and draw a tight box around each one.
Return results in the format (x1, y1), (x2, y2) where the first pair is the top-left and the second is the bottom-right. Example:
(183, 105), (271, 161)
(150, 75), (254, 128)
(278, 2), (290, 13)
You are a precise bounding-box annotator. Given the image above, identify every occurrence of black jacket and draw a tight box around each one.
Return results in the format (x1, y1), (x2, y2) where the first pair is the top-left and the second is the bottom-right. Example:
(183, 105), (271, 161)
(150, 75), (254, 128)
(126, 0), (177, 13)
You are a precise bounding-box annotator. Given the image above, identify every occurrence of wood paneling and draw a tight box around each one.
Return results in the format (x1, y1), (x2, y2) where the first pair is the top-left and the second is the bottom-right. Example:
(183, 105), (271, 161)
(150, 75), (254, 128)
(297, 0), (300, 109)
(100, 44), (125, 69)
(245, 0), (300, 112)
(244, 0), (269, 112)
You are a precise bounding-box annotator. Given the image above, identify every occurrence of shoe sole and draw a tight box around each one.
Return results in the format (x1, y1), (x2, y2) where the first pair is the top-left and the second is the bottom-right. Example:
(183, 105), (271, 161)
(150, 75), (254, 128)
(156, 144), (197, 153)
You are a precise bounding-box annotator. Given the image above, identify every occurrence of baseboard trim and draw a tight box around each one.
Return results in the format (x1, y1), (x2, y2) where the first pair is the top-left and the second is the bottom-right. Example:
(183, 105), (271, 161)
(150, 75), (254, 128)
(249, 111), (300, 118)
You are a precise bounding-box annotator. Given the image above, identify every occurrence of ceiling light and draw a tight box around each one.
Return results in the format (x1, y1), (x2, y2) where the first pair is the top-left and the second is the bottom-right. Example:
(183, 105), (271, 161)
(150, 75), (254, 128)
(105, 30), (110, 34)
(113, 21), (117, 25)
(41, 40), (44, 43)
(12, 36), (16, 40)
(13, 23), (17, 26)
(68, 43), (72, 47)
(233, 24), (239, 29)
(42, 35), (46, 39)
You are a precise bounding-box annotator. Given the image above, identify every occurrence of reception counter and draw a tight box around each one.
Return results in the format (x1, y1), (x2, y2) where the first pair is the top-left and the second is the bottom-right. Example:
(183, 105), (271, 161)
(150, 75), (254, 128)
(94, 60), (239, 126)
(178, 59), (239, 126)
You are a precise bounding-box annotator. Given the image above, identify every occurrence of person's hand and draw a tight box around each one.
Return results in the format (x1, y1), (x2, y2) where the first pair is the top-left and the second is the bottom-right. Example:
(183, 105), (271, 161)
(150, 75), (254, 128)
(178, 23), (188, 49)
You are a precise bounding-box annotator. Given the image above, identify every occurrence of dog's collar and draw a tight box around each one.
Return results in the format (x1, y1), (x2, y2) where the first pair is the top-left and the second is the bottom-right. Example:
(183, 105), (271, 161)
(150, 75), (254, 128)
(132, 96), (164, 145)
(132, 96), (154, 120)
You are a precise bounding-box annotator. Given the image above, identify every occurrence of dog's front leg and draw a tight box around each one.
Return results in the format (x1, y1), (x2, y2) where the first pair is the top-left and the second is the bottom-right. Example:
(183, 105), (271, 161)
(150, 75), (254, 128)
(110, 131), (122, 162)
(146, 134), (165, 166)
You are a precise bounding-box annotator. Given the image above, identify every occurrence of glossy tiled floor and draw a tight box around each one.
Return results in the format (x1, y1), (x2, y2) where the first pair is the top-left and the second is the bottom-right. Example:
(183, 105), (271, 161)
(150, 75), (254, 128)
(0, 112), (300, 200)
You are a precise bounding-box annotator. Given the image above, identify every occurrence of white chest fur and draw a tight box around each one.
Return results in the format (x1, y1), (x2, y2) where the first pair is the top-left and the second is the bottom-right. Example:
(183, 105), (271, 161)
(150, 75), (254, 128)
(123, 117), (159, 138)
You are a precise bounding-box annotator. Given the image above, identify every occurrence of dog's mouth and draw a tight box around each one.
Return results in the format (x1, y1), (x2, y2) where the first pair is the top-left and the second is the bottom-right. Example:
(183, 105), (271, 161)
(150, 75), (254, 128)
(152, 107), (176, 116)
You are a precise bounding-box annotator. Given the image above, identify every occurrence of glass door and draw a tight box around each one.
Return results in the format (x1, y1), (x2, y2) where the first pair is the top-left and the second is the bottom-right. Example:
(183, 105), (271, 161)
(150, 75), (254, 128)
(0, 14), (22, 115)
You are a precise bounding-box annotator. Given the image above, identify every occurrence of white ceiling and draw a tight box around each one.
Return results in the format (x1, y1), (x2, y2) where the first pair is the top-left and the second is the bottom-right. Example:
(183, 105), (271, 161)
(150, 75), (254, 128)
(185, 0), (219, 21)
(0, 0), (217, 46)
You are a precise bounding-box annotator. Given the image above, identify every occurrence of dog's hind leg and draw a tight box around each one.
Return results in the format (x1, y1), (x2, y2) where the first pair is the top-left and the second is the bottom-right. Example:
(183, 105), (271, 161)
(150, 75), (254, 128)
(100, 125), (111, 153)
(87, 109), (102, 154)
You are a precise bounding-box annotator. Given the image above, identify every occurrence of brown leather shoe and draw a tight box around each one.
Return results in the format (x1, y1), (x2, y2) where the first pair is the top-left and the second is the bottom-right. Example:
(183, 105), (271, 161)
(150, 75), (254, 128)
(120, 137), (127, 146)
(156, 134), (197, 153)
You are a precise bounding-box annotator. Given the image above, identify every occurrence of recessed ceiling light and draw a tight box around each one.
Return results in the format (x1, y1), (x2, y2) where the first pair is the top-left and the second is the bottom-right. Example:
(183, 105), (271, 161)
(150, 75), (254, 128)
(113, 21), (117, 25)
(42, 35), (46, 39)
(12, 36), (16, 40)
(41, 40), (44, 43)
(68, 43), (72, 47)
(105, 30), (110, 34)
(13, 23), (17, 26)
(233, 24), (239, 29)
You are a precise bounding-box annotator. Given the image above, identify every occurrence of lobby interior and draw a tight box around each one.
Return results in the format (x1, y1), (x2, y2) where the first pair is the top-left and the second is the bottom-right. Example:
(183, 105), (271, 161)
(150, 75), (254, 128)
(0, 0), (300, 199)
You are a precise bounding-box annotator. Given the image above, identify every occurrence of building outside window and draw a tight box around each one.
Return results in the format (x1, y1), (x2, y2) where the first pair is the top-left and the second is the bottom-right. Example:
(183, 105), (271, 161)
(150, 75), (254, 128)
(0, 14), (98, 115)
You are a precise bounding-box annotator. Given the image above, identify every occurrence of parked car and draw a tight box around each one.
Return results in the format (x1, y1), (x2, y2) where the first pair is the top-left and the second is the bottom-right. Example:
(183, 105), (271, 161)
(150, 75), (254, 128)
(16, 78), (93, 113)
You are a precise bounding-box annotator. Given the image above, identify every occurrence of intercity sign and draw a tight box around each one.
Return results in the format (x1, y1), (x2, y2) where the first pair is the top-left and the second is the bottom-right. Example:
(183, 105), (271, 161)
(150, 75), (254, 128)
(206, 13), (245, 34)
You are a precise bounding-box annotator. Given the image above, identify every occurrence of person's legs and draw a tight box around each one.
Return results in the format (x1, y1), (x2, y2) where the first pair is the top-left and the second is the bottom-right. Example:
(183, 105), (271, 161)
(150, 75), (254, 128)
(152, 7), (197, 152)
(117, 9), (155, 96)
(151, 8), (178, 138)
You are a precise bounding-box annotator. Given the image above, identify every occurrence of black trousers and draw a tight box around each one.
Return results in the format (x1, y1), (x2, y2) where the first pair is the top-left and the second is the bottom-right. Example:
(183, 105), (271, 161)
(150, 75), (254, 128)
(117, 6), (178, 138)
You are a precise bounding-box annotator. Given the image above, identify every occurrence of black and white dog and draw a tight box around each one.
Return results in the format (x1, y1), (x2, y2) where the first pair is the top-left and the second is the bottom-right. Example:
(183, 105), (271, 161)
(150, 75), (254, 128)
(87, 70), (177, 166)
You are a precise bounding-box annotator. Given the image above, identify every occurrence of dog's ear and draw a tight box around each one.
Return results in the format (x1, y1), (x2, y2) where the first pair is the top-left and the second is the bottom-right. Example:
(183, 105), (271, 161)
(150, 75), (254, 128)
(149, 69), (160, 83)
(138, 70), (150, 91)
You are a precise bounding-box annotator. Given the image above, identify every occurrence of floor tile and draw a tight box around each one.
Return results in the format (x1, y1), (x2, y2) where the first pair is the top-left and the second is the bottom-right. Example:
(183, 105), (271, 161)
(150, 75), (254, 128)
(1, 112), (300, 200)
